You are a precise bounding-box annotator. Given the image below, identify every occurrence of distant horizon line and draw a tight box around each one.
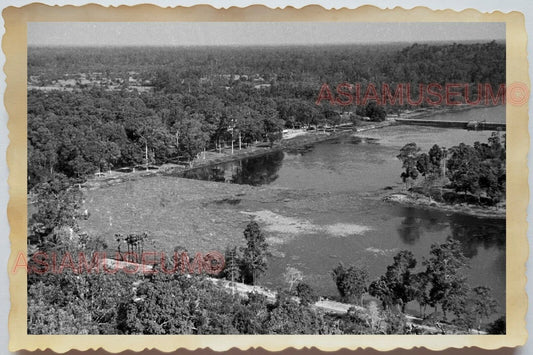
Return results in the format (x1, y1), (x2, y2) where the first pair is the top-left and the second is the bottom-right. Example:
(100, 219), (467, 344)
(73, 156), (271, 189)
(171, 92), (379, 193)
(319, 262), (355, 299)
(27, 39), (505, 48)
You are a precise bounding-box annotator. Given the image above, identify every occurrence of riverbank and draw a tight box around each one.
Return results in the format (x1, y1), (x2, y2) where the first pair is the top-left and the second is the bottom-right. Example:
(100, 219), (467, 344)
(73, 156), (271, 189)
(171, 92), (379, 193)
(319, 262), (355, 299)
(82, 104), (499, 190)
(382, 189), (506, 219)
(219, 104), (501, 168)
(82, 121), (394, 190)
(397, 103), (501, 121)
(172, 122), (394, 173)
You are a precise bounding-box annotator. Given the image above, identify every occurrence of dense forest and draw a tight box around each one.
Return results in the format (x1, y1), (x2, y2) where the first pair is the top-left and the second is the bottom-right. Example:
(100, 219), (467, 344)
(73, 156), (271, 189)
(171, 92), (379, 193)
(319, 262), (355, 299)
(28, 42), (505, 189)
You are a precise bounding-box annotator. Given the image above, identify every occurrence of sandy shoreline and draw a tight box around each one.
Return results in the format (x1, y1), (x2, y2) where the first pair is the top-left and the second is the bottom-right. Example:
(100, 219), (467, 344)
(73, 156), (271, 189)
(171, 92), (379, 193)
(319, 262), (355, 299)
(382, 190), (505, 219)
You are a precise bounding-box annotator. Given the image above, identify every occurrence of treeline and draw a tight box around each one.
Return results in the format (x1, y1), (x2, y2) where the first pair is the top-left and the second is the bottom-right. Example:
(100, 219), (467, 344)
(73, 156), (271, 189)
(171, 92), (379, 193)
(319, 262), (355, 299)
(28, 42), (505, 189)
(397, 132), (506, 205)
(28, 42), (505, 90)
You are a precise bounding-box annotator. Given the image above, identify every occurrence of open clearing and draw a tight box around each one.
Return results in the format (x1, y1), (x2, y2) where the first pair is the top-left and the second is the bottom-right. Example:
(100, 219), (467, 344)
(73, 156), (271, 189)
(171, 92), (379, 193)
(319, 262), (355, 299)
(80, 174), (374, 256)
(80, 175), (349, 254)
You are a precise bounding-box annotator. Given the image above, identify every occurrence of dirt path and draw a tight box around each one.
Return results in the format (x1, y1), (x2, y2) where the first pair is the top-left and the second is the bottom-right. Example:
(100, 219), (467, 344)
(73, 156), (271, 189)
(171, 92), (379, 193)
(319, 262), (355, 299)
(383, 190), (506, 219)
(205, 276), (485, 335)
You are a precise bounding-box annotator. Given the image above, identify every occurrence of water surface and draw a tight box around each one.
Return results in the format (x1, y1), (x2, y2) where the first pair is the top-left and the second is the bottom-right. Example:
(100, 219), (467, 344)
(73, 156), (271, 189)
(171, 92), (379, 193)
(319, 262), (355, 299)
(179, 108), (506, 318)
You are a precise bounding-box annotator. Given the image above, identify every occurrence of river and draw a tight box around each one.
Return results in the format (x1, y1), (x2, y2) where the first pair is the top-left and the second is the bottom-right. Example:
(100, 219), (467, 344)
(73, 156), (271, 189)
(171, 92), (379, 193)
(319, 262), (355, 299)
(179, 106), (506, 319)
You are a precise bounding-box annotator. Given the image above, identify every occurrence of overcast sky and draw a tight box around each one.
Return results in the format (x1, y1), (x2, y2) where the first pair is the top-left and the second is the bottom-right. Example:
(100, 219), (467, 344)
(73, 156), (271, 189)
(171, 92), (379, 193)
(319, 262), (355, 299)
(28, 22), (505, 46)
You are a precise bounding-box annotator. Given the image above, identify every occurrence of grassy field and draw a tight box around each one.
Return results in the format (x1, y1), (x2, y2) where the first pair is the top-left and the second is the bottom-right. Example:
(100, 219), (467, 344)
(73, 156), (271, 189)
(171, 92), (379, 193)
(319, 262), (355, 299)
(79, 175), (293, 254)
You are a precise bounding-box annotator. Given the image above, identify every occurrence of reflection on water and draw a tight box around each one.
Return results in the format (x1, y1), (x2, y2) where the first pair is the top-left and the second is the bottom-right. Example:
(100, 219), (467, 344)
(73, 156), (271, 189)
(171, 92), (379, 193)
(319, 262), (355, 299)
(264, 200), (506, 317)
(234, 151), (284, 185)
(177, 110), (505, 315)
(397, 216), (422, 245)
(179, 136), (403, 192)
(179, 150), (284, 185)
(394, 208), (505, 258)
(449, 215), (506, 258)
(396, 207), (448, 245)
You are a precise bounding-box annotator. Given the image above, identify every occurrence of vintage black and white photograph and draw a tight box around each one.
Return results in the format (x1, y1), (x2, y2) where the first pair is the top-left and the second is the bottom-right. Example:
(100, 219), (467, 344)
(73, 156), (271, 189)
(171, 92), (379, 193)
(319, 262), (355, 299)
(25, 21), (507, 335)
